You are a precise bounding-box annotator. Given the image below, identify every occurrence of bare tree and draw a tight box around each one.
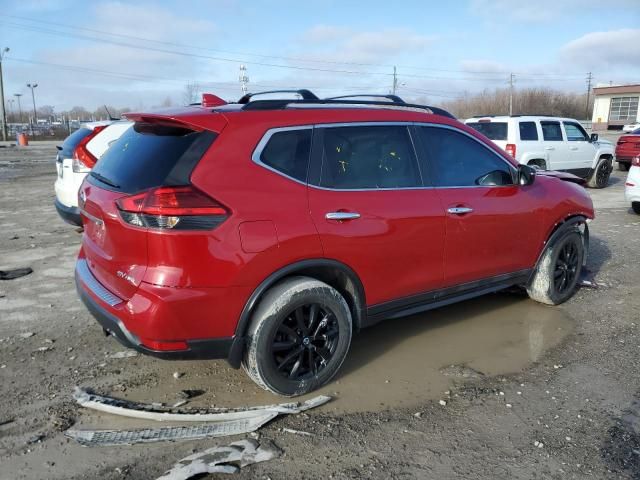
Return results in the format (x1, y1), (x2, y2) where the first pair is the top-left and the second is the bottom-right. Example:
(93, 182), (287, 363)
(183, 82), (200, 105)
(161, 96), (173, 107)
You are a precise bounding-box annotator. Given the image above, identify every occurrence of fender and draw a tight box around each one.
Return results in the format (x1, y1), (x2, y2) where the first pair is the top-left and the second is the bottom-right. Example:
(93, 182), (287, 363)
(227, 258), (366, 368)
(530, 215), (589, 282)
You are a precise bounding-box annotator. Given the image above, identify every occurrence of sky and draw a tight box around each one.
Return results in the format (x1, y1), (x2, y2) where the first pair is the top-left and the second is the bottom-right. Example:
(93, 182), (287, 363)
(0, 0), (639, 113)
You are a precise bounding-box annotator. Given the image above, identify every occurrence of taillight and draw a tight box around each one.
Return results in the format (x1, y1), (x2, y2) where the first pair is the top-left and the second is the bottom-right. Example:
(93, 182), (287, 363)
(505, 143), (516, 158)
(72, 125), (108, 173)
(116, 185), (228, 230)
(632, 156), (640, 167)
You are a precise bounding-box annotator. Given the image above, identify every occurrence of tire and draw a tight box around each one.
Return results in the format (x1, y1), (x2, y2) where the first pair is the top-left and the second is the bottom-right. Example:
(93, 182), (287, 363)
(242, 276), (352, 396)
(587, 157), (612, 188)
(527, 230), (584, 305)
(618, 162), (630, 172)
(633, 202), (640, 215)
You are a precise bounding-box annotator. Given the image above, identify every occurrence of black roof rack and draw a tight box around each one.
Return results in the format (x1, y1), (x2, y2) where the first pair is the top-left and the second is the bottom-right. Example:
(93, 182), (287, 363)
(238, 89), (319, 104)
(326, 94), (405, 103)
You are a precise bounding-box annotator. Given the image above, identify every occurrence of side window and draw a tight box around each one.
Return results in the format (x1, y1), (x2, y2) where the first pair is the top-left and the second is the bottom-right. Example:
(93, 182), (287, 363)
(540, 121), (563, 141)
(519, 122), (538, 141)
(319, 125), (421, 189)
(418, 127), (514, 187)
(259, 129), (312, 182)
(563, 122), (589, 142)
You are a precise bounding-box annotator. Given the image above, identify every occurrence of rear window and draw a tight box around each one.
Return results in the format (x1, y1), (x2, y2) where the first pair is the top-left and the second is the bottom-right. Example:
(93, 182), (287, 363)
(466, 122), (508, 141)
(518, 122), (538, 141)
(90, 123), (216, 193)
(60, 127), (91, 158)
(259, 128), (312, 182)
(540, 121), (563, 141)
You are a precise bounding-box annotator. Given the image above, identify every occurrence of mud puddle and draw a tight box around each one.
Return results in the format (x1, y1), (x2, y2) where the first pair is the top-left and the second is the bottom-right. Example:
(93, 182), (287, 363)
(92, 293), (572, 419)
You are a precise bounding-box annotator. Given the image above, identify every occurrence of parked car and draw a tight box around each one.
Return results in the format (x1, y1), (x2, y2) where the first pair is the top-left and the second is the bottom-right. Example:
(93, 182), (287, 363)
(465, 115), (614, 188)
(54, 121), (132, 226)
(622, 122), (640, 133)
(625, 156), (640, 214)
(615, 128), (640, 171)
(75, 91), (594, 396)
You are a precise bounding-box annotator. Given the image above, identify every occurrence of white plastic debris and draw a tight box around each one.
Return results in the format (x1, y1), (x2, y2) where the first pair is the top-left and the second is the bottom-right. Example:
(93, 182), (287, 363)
(173, 372), (183, 379)
(439, 400), (447, 406)
(155, 439), (281, 480)
(108, 351), (139, 359)
(72, 387), (331, 423)
(281, 427), (313, 436)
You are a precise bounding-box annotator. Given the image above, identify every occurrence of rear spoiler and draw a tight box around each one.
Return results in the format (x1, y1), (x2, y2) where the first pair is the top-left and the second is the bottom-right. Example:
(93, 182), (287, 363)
(123, 108), (227, 134)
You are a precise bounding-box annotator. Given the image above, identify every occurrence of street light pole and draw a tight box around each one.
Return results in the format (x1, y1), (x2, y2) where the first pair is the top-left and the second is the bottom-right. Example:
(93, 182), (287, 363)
(14, 93), (23, 124)
(26, 83), (38, 136)
(0, 47), (10, 141)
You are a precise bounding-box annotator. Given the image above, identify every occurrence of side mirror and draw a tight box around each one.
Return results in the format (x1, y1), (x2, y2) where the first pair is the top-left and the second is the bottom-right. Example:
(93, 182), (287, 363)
(518, 164), (536, 186)
(590, 133), (598, 142)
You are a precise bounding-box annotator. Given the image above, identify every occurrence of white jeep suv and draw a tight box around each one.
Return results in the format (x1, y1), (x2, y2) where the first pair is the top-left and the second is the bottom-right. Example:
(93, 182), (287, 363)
(54, 121), (132, 225)
(465, 116), (614, 188)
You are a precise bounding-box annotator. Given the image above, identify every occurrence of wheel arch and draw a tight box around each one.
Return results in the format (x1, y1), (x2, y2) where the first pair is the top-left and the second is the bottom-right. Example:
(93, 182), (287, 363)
(532, 214), (589, 281)
(227, 258), (366, 368)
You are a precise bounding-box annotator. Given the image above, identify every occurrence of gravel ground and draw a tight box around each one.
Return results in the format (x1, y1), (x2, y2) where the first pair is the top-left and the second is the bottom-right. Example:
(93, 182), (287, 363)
(0, 141), (639, 479)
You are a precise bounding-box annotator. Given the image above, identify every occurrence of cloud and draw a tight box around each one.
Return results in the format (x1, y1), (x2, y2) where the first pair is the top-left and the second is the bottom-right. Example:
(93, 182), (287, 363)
(560, 29), (640, 69)
(469, 0), (640, 23)
(460, 60), (506, 74)
(298, 25), (435, 65)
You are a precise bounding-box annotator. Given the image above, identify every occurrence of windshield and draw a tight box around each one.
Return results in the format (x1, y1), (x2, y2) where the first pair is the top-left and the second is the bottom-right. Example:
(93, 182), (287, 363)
(466, 122), (508, 141)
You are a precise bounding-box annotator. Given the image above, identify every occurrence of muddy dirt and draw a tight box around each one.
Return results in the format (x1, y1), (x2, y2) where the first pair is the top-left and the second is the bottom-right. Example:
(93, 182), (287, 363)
(1, 141), (639, 479)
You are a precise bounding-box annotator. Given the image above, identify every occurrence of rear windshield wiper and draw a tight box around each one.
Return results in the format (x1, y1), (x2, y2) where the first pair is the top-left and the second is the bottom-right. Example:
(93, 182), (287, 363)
(91, 171), (120, 189)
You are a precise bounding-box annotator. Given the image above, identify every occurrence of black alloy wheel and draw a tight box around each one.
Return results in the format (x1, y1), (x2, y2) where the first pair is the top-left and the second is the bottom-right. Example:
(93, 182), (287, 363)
(553, 239), (580, 295)
(271, 304), (339, 381)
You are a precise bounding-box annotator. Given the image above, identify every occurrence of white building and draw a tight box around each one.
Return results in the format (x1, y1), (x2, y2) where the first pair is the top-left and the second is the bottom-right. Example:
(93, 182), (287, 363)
(592, 83), (640, 131)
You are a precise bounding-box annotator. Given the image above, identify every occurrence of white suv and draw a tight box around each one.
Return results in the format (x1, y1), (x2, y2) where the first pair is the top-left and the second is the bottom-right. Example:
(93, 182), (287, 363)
(465, 116), (614, 188)
(54, 121), (132, 225)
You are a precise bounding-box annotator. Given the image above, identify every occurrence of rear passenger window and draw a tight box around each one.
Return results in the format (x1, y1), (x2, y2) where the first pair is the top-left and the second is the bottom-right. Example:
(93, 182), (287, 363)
(418, 127), (514, 187)
(319, 126), (421, 189)
(540, 121), (563, 141)
(259, 129), (312, 182)
(519, 122), (538, 141)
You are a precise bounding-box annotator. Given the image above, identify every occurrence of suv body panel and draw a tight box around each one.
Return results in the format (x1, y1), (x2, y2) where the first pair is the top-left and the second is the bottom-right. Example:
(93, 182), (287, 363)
(75, 102), (595, 363)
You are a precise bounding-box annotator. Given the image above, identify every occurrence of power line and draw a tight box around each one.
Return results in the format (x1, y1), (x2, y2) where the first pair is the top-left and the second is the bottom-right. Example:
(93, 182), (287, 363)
(0, 13), (587, 78)
(1, 20), (588, 83)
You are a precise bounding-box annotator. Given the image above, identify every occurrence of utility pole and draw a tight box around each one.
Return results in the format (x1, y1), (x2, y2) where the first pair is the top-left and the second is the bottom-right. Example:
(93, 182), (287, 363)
(14, 93), (22, 124)
(26, 83), (37, 136)
(585, 72), (593, 120)
(392, 66), (398, 95)
(239, 65), (249, 95)
(509, 73), (515, 116)
(0, 47), (10, 141)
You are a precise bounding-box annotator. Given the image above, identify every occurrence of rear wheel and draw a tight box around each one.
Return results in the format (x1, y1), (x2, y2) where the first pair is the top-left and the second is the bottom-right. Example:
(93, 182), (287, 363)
(632, 202), (640, 215)
(528, 159), (547, 170)
(527, 230), (584, 305)
(587, 157), (612, 188)
(242, 277), (352, 396)
(619, 162), (630, 172)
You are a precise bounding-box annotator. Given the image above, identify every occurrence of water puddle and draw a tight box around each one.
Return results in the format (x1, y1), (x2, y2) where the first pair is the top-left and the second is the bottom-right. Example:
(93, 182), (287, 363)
(107, 293), (572, 416)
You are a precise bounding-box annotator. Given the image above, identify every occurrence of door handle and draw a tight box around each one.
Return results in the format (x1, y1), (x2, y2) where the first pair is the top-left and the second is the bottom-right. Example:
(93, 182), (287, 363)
(569, 146), (579, 151)
(545, 146), (555, 151)
(326, 211), (361, 221)
(447, 207), (473, 215)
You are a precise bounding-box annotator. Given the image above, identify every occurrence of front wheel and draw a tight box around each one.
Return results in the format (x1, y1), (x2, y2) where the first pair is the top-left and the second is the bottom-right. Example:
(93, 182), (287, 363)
(587, 157), (612, 188)
(527, 230), (584, 305)
(632, 202), (640, 215)
(242, 277), (352, 396)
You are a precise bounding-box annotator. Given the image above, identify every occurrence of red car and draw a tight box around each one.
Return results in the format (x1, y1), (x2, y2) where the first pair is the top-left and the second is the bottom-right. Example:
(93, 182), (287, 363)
(616, 128), (640, 171)
(76, 91), (594, 396)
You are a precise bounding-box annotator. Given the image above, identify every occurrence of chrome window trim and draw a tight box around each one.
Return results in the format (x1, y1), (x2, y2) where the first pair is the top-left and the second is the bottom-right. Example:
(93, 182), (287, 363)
(251, 121), (517, 191)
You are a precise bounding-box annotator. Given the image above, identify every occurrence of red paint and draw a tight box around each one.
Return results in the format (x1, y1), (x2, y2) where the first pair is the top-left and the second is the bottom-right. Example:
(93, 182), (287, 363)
(78, 103), (594, 348)
(616, 134), (640, 163)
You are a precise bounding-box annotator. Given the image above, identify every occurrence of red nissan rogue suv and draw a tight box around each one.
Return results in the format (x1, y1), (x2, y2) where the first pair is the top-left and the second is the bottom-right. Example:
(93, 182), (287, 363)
(76, 91), (594, 396)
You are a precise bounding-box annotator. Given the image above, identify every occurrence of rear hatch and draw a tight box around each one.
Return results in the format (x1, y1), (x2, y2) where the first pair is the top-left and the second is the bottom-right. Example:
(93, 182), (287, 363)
(57, 127), (92, 177)
(80, 118), (220, 300)
(616, 134), (640, 158)
(465, 120), (509, 151)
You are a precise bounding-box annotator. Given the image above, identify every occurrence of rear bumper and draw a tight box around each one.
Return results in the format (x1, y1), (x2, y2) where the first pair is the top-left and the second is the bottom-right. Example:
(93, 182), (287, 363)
(55, 199), (82, 226)
(75, 258), (234, 360)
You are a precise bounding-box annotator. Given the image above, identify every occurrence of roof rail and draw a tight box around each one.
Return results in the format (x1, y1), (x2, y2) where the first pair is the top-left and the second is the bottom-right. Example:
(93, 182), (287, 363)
(326, 94), (405, 103)
(238, 89), (319, 104)
(241, 98), (456, 119)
